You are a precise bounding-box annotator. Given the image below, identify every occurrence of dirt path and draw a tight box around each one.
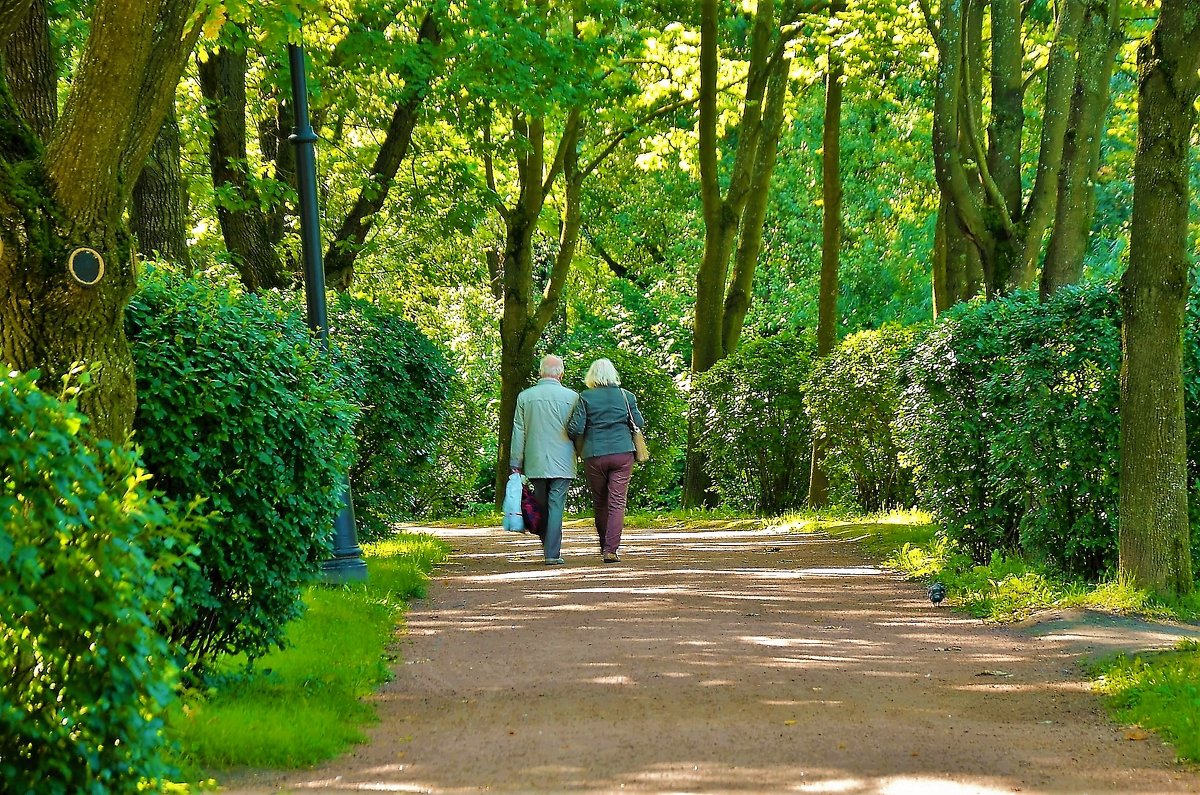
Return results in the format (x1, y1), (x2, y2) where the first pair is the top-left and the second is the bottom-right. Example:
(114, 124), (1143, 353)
(223, 522), (1200, 794)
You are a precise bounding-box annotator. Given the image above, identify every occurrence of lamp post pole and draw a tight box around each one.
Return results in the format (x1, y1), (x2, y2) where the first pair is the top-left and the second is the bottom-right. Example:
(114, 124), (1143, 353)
(288, 42), (367, 583)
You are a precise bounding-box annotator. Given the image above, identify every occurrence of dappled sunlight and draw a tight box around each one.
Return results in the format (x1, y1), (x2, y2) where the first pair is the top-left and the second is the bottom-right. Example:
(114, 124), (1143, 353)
(224, 521), (1200, 795)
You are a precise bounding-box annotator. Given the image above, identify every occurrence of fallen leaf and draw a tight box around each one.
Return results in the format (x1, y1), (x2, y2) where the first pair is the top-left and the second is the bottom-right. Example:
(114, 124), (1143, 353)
(784, 720), (796, 726)
(1125, 728), (1151, 741)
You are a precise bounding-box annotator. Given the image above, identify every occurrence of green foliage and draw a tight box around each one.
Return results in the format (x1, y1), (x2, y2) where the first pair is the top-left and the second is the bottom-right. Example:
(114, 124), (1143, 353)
(0, 369), (196, 794)
(558, 339), (687, 510)
(127, 270), (359, 674)
(805, 325), (919, 510)
(328, 294), (455, 534)
(168, 534), (449, 775)
(1095, 641), (1200, 763)
(896, 283), (1137, 578)
(692, 333), (814, 514)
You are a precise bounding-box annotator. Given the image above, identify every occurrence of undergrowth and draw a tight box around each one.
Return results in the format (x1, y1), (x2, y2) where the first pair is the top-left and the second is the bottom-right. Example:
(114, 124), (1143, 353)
(166, 533), (449, 780)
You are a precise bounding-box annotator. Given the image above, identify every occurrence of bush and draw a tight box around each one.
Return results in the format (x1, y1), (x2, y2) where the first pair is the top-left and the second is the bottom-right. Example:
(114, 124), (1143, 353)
(407, 373), (494, 518)
(328, 295), (454, 534)
(897, 283), (1152, 578)
(0, 369), (196, 793)
(127, 271), (358, 673)
(692, 333), (814, 513)
(558, 343), (687, 511)
(805, 325), (918, 511)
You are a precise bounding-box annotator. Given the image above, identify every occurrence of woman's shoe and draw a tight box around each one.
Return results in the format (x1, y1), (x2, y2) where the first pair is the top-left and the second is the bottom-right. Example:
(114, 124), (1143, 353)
(602, 551), (619, 563)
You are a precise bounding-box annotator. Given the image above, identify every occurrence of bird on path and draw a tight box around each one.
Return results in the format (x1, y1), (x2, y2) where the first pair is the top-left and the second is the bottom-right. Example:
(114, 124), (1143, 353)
(928, 582), (947, 605)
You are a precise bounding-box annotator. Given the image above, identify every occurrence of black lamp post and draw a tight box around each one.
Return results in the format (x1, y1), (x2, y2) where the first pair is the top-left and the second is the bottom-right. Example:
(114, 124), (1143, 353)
(288, 42), (367, 583)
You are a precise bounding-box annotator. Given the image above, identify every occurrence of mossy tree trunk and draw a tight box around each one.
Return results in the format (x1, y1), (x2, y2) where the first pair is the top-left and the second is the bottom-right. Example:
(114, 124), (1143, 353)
(1118, 0), (1200, 599)
(0, 0), (201, 442)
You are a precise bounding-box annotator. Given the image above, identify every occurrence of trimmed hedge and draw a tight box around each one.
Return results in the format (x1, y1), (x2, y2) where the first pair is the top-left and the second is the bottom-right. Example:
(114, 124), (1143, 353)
(805, 325), (918, 511)
(0, 370), (196, 793)
(127, 271), (358, 673)
(328, 294), (453, 535)
(692, 333), (814, 513)
(896, 282), (1192, 579)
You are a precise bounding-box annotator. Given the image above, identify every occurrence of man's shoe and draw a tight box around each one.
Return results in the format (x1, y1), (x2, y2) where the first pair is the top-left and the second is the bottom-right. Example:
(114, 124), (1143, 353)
(545, 557), (565, 565)
(602, 551), (619, 563)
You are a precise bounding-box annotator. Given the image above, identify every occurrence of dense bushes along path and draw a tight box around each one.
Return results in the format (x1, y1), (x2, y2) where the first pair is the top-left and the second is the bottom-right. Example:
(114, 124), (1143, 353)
(224, 523), (1198, 794)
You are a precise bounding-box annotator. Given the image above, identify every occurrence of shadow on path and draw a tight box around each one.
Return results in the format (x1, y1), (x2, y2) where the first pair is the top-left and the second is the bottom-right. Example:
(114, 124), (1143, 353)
(221, 523), (1200, 794)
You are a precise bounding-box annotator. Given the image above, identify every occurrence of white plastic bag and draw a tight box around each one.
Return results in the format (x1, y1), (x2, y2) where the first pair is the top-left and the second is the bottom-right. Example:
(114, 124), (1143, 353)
(502, 472), (526, 532)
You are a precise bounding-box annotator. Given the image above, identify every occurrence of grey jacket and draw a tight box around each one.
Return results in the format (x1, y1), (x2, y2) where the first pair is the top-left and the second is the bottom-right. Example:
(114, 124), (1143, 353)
(568, 385), (646, 460)
(511, 378), (579, 479)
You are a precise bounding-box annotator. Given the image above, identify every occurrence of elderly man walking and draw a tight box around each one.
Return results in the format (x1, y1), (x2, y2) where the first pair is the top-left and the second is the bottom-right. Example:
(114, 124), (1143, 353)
(511, 354), (578, 564)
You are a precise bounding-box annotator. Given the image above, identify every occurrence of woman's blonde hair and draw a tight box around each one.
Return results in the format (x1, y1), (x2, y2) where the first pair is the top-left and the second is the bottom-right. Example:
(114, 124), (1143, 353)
(585, 358), (621, 388)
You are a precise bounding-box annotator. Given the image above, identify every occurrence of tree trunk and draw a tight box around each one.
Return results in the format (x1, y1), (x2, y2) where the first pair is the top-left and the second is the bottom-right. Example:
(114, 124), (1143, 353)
(1118, 0), (1200, 599)
(131, 107), (191, 271)
(0, 0), (201, 442)
(808, 52), (842, 509)
(1040, 0), (1121, 299)
(2, 0), (54, 141)
(198, 39), (288, 292)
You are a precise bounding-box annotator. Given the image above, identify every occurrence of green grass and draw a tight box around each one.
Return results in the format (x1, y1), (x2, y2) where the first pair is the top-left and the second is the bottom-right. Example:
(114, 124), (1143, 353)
(1093, 640), (1200, 762)
(166, 533), (449, 779)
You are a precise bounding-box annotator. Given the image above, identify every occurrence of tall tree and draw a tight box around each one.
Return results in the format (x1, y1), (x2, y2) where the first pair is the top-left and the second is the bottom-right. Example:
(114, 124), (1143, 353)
(131, 108), (192, 271)
(198, 25), (291, 292)
(1118, 0), (1200, 598)
(684, 0), (804, 506)
(0, 0), (202, 441)
(923, 0), (1123, 300)
(808, 47), (843, 509)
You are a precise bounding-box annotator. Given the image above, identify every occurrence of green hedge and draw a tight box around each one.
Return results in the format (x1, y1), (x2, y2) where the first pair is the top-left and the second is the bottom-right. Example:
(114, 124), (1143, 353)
(896, 282), (1196, 579)
(805, 325), (919, 511)
(127, 271), (359, 674)
(328, 294), (453, 534)
(692, 333), (814, 513)
(0, 370), (196, 793)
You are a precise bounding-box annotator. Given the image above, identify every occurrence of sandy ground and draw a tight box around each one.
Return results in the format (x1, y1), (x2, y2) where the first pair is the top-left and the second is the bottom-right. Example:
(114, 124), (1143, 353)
(221, 521), (1200, 795)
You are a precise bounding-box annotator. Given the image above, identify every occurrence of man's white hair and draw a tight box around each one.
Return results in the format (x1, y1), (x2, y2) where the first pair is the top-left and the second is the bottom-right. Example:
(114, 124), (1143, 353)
(540, 354), (565, 378)
(585, 358), (621, 388)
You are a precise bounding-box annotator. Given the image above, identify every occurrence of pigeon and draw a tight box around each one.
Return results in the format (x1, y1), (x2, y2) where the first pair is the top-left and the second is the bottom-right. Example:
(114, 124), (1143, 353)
(928, 582), (947, 605)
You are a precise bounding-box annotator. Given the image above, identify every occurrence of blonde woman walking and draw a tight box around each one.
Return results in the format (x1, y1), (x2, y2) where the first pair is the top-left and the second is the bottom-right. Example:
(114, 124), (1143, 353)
(567, 359), (646, 563)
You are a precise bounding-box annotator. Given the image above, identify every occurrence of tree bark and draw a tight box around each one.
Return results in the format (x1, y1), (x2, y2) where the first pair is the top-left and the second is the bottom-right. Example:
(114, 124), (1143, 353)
(2, 0), (54, 141)
(0, 0), (201, 441)
(808, 52), (842, 509)
(1118, 0), (1200, 599)
(324, 12), (442, 291)
(684, 0), (800, 506)
(198, 38), (288, 292)
(131, 107), (190, 271)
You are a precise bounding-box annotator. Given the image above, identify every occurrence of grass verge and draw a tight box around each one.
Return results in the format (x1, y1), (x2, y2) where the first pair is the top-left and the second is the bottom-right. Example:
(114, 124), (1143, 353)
(166, 533), (449, 779)
(1092, 640), (1200, 762)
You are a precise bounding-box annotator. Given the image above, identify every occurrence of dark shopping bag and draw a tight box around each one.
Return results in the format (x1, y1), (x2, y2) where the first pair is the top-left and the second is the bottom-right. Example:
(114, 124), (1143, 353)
(521, 484), (546, 537)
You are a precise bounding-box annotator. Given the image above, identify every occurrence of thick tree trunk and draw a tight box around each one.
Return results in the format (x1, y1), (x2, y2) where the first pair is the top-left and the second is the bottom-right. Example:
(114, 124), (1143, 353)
(808, 53), (842, 509)
(198, 41), (288, 292)
(1, 0), (201, 441)
(1040, 0), (1121, 299)
(1118, 0), (1200, 599)
(131, 107), (190, 271)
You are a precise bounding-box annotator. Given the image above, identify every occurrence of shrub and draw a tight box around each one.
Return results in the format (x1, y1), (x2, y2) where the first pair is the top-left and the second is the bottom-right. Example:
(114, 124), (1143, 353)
(805, 325), (918, 511)
(127, 271), (358, 673)
(407, 373), (494, 518)
(328, 295), (454, 534)
(558, 342), (687, 511)
(692, 333), (814, 513)
(897, 282), (1173, 579)
(0, 369), (196, 793)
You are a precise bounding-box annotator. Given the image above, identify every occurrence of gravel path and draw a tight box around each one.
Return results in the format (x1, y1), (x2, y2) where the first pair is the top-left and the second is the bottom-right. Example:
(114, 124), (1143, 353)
(222, 521), (1200, 794)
